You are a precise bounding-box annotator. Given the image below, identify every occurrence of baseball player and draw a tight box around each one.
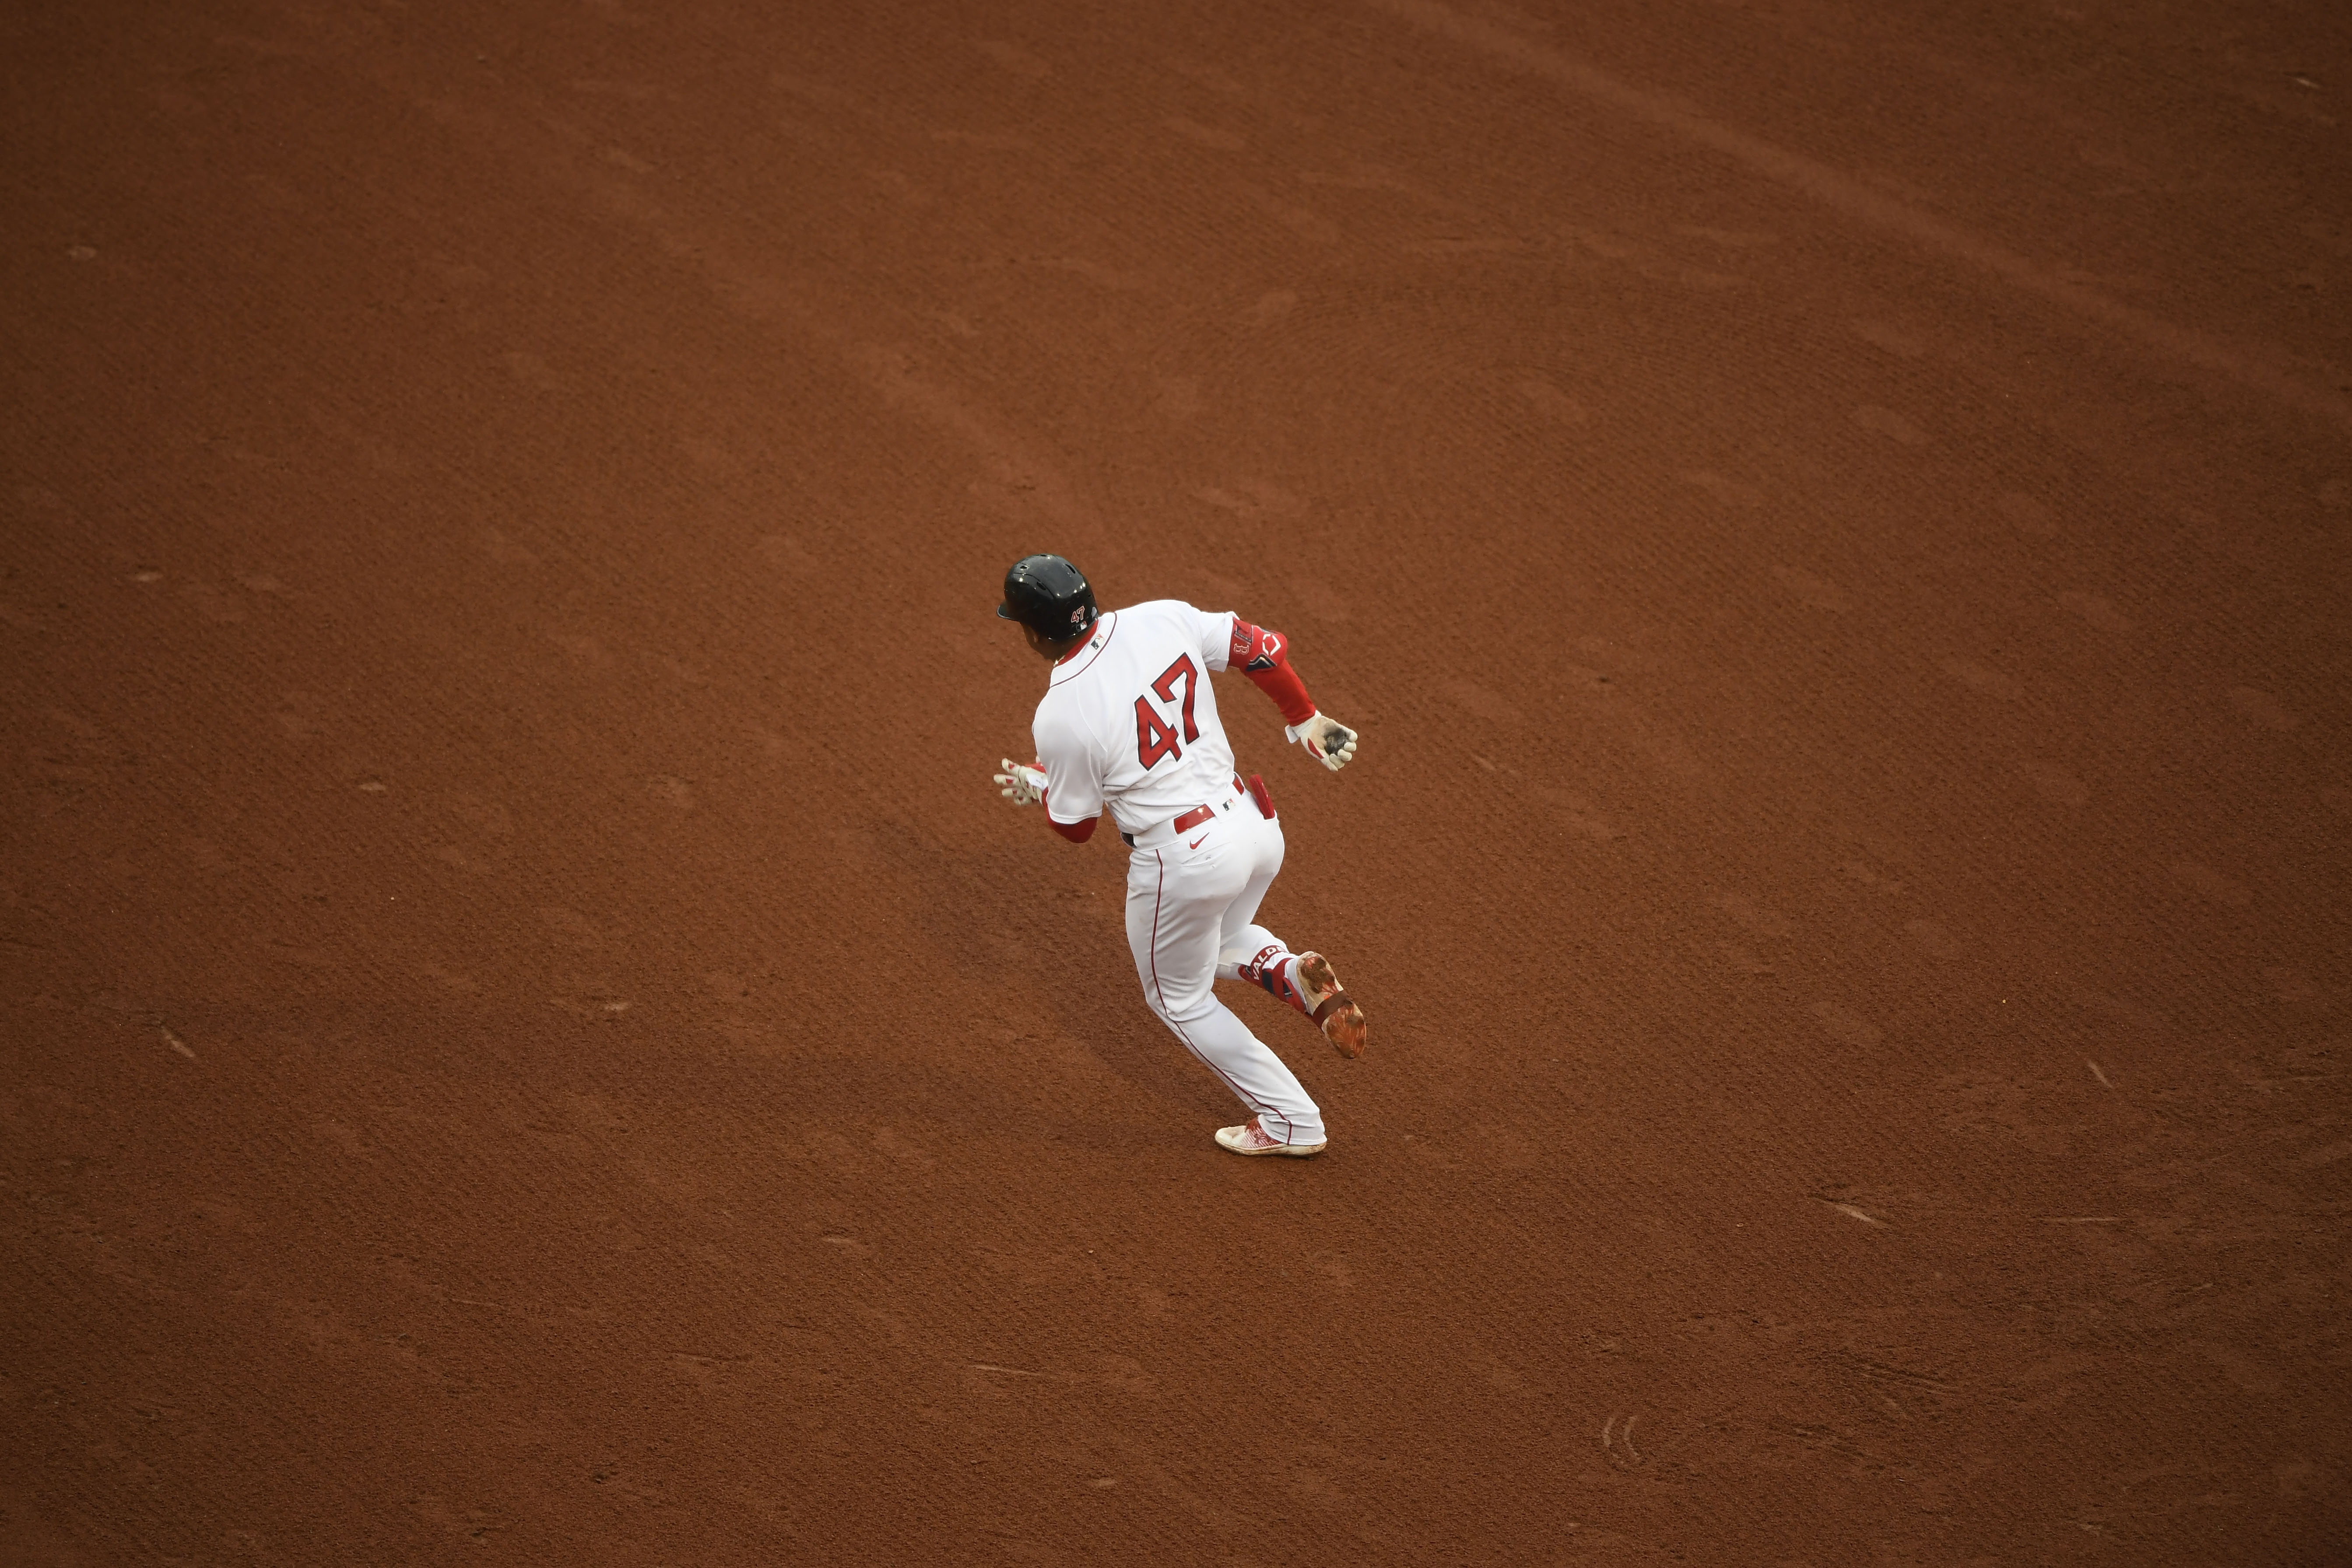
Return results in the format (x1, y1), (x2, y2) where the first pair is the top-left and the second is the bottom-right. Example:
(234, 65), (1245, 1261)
(989, 554), (1366, 1158)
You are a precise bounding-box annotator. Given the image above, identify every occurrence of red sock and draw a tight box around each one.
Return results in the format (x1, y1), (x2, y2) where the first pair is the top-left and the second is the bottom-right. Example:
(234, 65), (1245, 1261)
(1245, 948), (1309, 1015)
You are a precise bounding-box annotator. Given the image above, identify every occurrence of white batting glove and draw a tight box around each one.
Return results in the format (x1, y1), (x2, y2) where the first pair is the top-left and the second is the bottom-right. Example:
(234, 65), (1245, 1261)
(1286, 713), (1359, 772)
(993, 758), (1046, 806)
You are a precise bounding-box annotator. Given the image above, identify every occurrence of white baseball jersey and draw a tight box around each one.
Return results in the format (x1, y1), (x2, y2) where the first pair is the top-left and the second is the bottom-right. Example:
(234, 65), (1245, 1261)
(1033, 600), (1245, 836)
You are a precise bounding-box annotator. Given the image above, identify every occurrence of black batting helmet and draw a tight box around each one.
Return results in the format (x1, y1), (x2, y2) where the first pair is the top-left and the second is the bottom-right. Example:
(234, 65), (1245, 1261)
(997, 554), (1098, 640)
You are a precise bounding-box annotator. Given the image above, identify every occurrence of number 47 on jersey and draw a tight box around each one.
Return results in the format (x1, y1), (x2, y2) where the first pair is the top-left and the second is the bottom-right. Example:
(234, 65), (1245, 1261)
(1135, 654), (1200, 769)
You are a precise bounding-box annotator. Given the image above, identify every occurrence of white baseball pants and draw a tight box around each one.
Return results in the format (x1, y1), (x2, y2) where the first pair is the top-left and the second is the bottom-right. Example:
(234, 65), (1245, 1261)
(1123, 797), (1324, 1147)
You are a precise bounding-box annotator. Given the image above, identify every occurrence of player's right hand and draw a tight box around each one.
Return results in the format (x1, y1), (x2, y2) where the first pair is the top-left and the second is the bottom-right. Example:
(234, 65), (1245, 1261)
(993, 758), (1046, 806)
(1286, 713), (1359, 772)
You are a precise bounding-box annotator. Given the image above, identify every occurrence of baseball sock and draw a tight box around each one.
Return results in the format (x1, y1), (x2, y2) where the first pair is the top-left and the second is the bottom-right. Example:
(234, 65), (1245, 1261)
(1219, 929), (1309, 1015)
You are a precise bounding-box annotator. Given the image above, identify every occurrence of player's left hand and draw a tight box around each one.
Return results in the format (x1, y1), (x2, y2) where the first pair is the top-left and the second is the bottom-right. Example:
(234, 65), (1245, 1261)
(994, 758), (1046, 806)
(1287, 713), (1359, 772)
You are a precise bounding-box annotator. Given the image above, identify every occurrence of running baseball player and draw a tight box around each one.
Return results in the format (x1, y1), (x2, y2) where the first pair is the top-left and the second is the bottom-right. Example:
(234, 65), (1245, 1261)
(988, 554), (1366, 1158)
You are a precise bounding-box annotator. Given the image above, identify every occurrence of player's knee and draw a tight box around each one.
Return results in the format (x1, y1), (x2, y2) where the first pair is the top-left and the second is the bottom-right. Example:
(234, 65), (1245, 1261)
(1141, 982), (1216, 1027)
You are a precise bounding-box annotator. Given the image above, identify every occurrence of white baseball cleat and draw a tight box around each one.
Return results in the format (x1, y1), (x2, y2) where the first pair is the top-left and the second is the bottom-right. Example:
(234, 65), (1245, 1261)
(1215, 1116), (1327, 1158)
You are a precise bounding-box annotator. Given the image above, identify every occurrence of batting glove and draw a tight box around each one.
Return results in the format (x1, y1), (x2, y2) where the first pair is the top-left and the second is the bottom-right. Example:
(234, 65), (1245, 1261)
(1286, 713), (1359, 772)
(993, 758), (1046, 806)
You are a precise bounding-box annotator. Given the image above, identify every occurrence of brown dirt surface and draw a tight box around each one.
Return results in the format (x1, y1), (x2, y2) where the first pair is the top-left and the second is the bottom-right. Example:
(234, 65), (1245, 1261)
(5, 0), (2350, 1561)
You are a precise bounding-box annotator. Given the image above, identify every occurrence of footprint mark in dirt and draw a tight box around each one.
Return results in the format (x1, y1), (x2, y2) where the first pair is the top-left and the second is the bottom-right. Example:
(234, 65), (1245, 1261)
(1772, 565), (1844, 610)
(974, 40), (1050, 79)
(480, 528), (537, 565)
(1164, 116), (1245, 151)
(1676, 225), (1778, 249)
(1152, 376), (1203, 422)
(1939, 657), (2018, 698)
(2171, 860), (2251, 907)
(1513, 374), (1587, 425)
(272, 691), (324, 740)
(2260, 965), (2323, 1007)
(1850, 319), (1926, 358)
(1850, 404), (1926, 445)
(1296, 580), (1350, 622)
(502, 351), (564, 392)
(1713, 891), (1791, 938)
(1246, 289), (1296, 324)
(1997, 492), (2056, 535)
(446, 793), (514, 835)
(1165, 56), (1246, 96)
(2227, 687), (2298, 731)
(1443, 679), (1522, 723)
(929, 128), (1032, 151)
(1194, 479), (1304, 521)
(1470, 0), (1559, 32)
(1680, 471), (1762, 508)
(550, 633), (607, 665)
(2058, 590), (2131, 632)
(1811, 1001), (1884, 1048)
(419, 963), (477, 993)
(1676, 265), (1746, 291)
(862, 166), (931, 207)
(1034, 255), (1143, 292)
(1237, 183), (1341, 246)
(1836, 859), (1904, 892)
(758, 534), (816, 574)
(181, 581), (246, 623)
(538, 905), (609, 944)
(2021, 761), (2088, 805)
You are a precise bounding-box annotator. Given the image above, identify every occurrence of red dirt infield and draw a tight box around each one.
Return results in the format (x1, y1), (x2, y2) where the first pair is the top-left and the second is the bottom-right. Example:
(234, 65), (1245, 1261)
(4, 0), (2348, 1561)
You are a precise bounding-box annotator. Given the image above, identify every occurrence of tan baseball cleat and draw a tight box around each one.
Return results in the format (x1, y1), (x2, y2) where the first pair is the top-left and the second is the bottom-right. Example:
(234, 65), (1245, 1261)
(1215, 1117), (1327, 1157)
(1292, 951), (1367, 1058)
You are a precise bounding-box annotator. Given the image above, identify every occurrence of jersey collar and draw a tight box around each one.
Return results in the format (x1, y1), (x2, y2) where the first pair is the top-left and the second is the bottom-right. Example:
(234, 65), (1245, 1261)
(1057, 622), (1102, 664)
(1048, 612), (1116, 683)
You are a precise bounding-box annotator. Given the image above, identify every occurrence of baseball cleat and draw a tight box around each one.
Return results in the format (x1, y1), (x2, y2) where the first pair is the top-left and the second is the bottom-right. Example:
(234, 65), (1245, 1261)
(1292, 951), (1367, 1058)
(1215, 1117), (1327, 1158)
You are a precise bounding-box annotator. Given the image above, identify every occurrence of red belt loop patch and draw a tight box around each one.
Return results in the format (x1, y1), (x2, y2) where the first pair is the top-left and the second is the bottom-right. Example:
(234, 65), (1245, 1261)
(1246, 773), (1276, 820)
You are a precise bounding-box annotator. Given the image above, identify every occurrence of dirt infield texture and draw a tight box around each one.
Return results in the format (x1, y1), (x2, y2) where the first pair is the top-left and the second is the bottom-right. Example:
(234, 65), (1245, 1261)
(5, 0), (2349, 1562)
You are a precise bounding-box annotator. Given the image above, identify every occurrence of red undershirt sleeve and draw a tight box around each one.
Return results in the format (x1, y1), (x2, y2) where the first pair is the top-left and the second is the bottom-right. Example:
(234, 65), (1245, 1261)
(1228, 619), (1318, 727)
(1041, 791), (1098, 843)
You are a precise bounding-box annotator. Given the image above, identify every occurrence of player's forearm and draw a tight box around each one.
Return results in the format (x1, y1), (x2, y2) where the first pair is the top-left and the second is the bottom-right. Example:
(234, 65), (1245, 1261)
(1229, 620), (1318, 726)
